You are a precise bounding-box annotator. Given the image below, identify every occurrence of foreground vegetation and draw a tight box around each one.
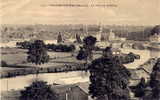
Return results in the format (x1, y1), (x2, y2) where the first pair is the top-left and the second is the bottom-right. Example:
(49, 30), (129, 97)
(89, 47), (131, 100)
(20, 81), (57, 100)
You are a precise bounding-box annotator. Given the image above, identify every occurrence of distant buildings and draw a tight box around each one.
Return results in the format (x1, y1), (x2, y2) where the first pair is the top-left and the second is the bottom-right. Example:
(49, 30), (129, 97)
(108, 29), (116, 41)
(111, 48), (121, 55)
(97, 24), (116, 42)
(97, 23), (126, 43)
(149, 44), (160, 58)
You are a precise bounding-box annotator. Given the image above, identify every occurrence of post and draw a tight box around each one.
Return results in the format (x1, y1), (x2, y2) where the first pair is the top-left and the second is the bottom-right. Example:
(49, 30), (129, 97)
(66, 92), (68, 100)
(7, 79), (8, 91)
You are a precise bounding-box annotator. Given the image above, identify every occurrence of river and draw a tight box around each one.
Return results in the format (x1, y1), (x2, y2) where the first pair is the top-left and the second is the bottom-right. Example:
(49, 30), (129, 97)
(0, 71), (90, 92)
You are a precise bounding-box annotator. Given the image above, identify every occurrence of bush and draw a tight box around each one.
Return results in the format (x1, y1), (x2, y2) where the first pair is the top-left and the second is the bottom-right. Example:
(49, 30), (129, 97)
(1, 60), (8, 67)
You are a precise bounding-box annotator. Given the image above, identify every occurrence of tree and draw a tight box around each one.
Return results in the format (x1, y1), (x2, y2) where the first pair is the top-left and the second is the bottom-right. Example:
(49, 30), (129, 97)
(142, 58), (160, 100)
(27, 40), (49, 65)
(76, 36), (97, 63)
(83, 35), (97, 50)
(150, 58), (160, 88)
(83, 36), (97, 62)
(20, 81), (57, 100)
(151, 25), (160, 35)
(150, 58), (160, 99)
(76, 46), (88, 60)
(88, 47), (131, 100)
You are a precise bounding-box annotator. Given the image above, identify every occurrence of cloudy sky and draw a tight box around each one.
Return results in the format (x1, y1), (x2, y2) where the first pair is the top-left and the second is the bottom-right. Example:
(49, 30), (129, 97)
(1, 0), (160, 25)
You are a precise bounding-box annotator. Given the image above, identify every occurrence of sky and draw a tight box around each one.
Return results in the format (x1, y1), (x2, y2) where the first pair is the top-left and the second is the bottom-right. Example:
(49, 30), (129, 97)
(0, 0), (160, 25)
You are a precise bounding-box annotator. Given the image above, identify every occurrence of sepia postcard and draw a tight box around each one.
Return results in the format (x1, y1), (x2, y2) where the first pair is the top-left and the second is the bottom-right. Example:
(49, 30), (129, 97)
(0, 0), (160, 100)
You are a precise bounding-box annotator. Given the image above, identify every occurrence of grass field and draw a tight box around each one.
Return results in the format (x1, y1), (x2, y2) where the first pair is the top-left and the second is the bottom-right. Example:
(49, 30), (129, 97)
(0, 47), (89, 78)
(1, 47), (85, 67)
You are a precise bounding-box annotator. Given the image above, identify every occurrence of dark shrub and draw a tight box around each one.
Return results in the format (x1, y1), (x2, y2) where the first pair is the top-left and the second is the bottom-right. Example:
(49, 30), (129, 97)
(16, 41), (32, 49)
(128, 52), (140, 59)
(46, 44), (75, 52)
(20, 81), (57, 100)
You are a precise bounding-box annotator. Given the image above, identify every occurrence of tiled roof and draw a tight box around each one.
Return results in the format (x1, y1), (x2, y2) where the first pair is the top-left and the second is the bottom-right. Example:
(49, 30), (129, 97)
(77, 82), (89, 94)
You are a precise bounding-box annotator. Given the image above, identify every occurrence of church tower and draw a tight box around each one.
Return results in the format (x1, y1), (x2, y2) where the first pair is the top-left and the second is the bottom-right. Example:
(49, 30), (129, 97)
(108, 29), (115, 41)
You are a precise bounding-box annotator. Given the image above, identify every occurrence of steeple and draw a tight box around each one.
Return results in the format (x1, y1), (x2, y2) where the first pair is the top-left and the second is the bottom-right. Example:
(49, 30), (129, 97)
(99, 23), (105, 41)
(57, 32), (63, 43)
(99, 22), (103, 33)
(85, 24), (88, 36)
(108, 29), (115, 41)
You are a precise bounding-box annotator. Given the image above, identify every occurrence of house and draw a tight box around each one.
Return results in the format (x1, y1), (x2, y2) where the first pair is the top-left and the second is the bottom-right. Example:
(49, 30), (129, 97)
(76, 82), (93, 100)
(133, 58), (158, 80)
(149, 31), (160, 58)
(52, 84), (88, 100)
(111, 48), (121, 55)
(148, 42), (160, 58)
(149, 34), (160, 42)
(127, 58), (158, 87)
